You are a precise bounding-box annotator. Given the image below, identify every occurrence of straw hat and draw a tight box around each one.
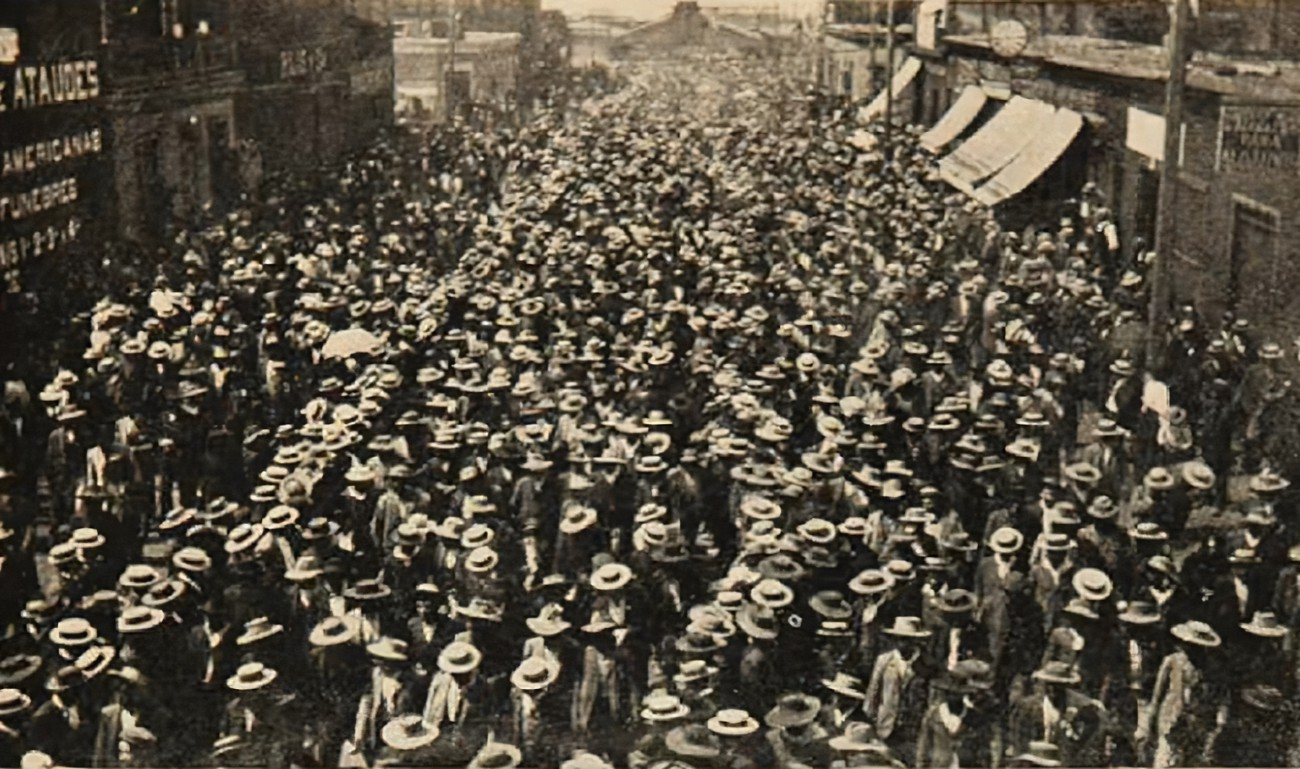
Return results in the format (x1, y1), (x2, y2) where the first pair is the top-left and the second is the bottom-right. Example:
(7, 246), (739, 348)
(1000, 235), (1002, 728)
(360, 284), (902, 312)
(707, 708), (761, 736)
(736, 603), (781, 640)
(640, 692), (690, 722)
(1072, 568), (1113, 601)
(226, 662), (277, 691)
(50, 618), (98, 647)
(1241, 611), (1288, 639)
(437, 641), (483, 674)
(882, 616), (931, 638)
(237, 617), (284, 646)
(765, 693), (822, 728)
(750, 578), (794, 609)
(1171, 621), (1221, 648)
(511, 655), (560, 691)
(381, 714), (440, 751)
(467, 741), (522, 769)
(308, 615), (362, 647)
(590, 563), (634, 591)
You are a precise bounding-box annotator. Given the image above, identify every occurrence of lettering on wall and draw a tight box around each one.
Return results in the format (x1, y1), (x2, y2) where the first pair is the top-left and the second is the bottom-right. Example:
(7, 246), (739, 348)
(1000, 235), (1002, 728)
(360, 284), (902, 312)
(0, 60), (99, 112)
(1217, 104), (1300, 172)
(280, 47), (328, 79)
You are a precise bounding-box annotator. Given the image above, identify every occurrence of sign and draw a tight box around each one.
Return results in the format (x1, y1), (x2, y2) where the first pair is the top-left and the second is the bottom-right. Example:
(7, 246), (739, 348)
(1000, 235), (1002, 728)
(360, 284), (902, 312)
(0, 28), (18, 65)
(1127, 106), (1166, 161)
(0, 59), (99, 112)
(1217, 104), (1300, 172)
(280, 47), (328, 80)
(915, 0), (948, 52)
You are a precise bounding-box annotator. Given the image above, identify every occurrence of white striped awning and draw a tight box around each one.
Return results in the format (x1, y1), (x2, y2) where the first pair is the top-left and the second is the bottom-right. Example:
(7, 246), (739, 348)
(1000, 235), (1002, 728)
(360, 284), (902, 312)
(859, 57), (923, 123)
(920, 85), (987, 154)
(938, 96), (1055, 195)
(974, 107), (1084, 206)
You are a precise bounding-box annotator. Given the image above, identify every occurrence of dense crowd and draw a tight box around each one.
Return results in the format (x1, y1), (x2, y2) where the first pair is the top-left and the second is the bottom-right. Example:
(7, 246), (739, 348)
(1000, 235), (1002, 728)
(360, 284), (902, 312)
(0, 55), (1298, 769)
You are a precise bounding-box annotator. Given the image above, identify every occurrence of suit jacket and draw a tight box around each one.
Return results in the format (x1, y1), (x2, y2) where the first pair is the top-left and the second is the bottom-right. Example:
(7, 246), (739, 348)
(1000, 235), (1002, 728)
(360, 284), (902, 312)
(973, 556), (1024, 665)
(865, 649), (928, 741)
(1010, 690), (1108, 766)
(915, 700), (993, 769)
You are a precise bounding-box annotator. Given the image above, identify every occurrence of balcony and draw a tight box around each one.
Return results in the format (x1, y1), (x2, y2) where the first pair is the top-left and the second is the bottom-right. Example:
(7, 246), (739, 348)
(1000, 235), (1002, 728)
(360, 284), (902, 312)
(101, 36), (243, 94)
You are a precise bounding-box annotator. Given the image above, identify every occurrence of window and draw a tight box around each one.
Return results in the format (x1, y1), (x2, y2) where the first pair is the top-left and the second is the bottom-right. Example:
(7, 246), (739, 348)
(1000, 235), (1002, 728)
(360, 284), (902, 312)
(1228, 195), (1281, 316)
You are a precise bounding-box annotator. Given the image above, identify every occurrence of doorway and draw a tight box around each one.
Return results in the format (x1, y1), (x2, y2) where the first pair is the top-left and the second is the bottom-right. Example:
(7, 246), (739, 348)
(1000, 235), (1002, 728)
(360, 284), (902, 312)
(1228, 196), (1281, 319)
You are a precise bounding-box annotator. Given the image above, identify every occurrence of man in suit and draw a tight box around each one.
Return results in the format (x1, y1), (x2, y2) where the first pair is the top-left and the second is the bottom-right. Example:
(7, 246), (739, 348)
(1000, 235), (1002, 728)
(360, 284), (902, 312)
(1144, 622), (1225, 768)
(864, 616), (933, 761)
(915, 660), (996, 769)
(1010, 661), (1109, 768)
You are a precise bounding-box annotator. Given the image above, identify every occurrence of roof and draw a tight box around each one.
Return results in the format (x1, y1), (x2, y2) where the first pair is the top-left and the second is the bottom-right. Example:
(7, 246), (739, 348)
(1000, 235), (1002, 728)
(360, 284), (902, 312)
(944, 33), (1300, 102)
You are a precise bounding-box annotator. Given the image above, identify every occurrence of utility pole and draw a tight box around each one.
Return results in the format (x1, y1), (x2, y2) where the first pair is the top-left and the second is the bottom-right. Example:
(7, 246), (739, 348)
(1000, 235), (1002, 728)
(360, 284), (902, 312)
(446, 0), (458, 121)
(1146, 0), (1190, 368)
(883, 0), (896, 144)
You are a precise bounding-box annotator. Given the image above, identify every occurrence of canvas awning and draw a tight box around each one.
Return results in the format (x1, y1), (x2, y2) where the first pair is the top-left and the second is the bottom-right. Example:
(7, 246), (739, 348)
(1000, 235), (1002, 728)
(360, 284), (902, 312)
(973, 107), (1085, 206)
(939, 96), (1055, 195)
(919, 85), (987, 153)
(859, 57), (923, 123)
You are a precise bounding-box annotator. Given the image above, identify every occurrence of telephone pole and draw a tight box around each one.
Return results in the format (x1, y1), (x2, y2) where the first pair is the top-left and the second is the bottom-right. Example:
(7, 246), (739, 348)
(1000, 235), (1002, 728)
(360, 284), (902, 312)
(883, 0), (896, 144)
(1146, 0), (1190, 368)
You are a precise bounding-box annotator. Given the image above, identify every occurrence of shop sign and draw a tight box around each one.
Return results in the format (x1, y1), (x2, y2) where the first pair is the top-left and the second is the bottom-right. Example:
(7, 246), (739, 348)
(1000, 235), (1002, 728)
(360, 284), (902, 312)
(280, 47), (328, 79)
(0, 59), (99, 112)
(1217, 104), (1300, 172)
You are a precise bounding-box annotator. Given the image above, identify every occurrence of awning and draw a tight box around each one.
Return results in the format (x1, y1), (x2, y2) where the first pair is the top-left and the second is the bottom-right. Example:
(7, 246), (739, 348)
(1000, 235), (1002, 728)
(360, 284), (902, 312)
(859, 57), (923, 123)
(973, 107), (1084, 206)
(919, 85), (987, 154)
(939, 96), (1055, 195)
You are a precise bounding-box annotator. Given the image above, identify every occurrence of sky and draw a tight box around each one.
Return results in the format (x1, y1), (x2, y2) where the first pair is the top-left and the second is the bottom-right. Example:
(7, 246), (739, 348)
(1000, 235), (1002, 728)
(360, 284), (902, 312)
(541, 0), (823, 22)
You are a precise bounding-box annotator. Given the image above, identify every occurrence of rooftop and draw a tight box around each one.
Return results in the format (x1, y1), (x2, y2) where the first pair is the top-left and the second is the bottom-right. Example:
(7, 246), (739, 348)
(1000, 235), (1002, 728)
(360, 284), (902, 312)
(944, 33), (1300, 101)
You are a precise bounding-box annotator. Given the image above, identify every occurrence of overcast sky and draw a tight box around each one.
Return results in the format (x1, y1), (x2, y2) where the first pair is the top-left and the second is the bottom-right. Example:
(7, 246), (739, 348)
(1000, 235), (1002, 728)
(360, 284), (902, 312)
(541, 0), (823, 21)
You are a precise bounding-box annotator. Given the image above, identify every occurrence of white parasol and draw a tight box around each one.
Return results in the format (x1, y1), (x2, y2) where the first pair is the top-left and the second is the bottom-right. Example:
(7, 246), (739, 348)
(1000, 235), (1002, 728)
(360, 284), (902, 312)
(321, 328), (384, 360)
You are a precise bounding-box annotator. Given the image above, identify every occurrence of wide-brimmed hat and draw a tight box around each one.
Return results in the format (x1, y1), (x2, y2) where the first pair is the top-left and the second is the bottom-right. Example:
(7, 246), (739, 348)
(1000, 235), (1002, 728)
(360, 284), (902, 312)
(665, 724), (722, 759)
(344, 578), (393, 601)
(1241, 611), (1288, 638)
(1181, 461), (1215, 490)
(988, 526), (1024, 554)
(226, 662), (277, 691)
(1013, 742), (1063, 767)
(70, 527), (105, 550)
(238, 617), (285, 646)
(262, 504), (300, 531)
(0, 655), (42, 687)
(73, 645), (116, 680)
(736, 603), (781, 640)
(590, 562), (634, 591)
(1144, 467), (1175, 491)
(1250, 470), (1291, 495)
(510, 653), (561, 691)
(1086, 496), (1118, 520)
(438, 640), (483, 674)
(1072, 568), (1113, 601)
(560, 504), (599, 535)
(1033, 660), (1081, 685)
(822, 672), (866, 700)
(50, 617), (98, 647)
(1062, 462), (1101, 486)
(1171, 621), (1222, 648)
(765, 693), (822, 728)
(758, 554), (806, 581)
(224, 523), (265, 554)
(117, 564), (163, 591)
(141, 579), (187, 608)
(740, 495), (783, 521)
(849, 568), (895, 595)
(468, 741), (523, 769)
(367, 637), (410, 663)
(938, 588), (977, 614)
(707, 708), (761, 736)
(640, 692), (690, 722)
(526, 604), (572, 637)
(1118, 600), (1161, 625)
(750, 578), (794, 609)
(882, 616), (930, 638)
(285, 554), (324, 582)
(172, 546), (213, 573)
(118, 606), (166, 635)
(809, 590), (853, 620)
(0, 688), (32, 717)
(381, 714), (440, 751)
(308, 615), (362, 647)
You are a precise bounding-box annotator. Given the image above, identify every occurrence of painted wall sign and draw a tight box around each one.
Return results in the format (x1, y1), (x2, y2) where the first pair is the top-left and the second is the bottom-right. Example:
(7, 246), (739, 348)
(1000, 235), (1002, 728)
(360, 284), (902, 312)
(280, 47), (328, 79)
(0, 59), (99, 111)
(1217, 104), (1300, 172)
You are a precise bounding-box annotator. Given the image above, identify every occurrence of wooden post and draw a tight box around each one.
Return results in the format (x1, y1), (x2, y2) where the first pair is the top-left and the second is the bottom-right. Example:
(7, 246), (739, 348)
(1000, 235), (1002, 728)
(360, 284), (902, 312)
(1146, 0), (1190, 368)
(883, 0), (896, 141)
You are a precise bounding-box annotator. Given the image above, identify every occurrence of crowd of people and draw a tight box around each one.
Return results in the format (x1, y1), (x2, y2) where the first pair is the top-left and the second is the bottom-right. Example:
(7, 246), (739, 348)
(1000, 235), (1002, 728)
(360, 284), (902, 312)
(0, 54), (1298, 769)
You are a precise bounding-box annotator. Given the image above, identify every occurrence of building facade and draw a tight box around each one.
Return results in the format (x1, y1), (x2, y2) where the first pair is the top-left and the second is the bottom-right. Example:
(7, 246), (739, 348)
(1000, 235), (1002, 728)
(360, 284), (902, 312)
(866, 0), (1300, 346)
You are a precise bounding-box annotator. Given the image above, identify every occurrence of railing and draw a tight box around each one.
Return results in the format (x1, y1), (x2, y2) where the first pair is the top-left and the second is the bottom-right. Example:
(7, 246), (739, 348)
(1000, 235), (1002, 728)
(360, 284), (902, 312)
(100, 37), (239, 86)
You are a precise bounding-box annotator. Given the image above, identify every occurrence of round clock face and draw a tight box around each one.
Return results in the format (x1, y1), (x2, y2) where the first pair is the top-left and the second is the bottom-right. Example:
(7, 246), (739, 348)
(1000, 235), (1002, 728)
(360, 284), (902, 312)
(990, 19), (1029, 58)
